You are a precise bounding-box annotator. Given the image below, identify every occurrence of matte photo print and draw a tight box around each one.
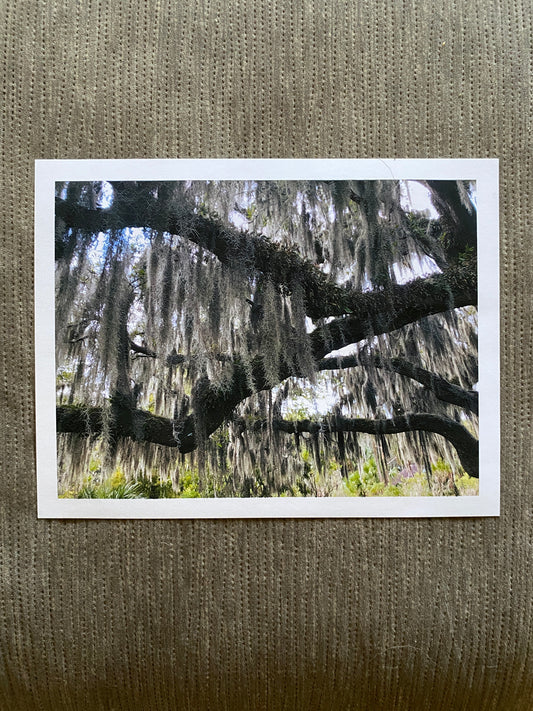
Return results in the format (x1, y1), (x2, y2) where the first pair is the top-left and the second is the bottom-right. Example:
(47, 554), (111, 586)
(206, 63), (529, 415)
(35, 159), (499, 518)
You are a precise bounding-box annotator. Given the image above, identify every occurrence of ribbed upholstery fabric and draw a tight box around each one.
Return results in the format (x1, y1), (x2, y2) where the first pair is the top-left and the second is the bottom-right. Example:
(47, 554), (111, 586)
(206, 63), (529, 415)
(1, 2), (531, 709)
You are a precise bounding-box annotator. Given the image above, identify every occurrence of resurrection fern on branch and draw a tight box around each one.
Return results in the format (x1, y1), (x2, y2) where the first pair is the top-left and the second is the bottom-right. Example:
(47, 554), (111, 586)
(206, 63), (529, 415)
(55, 179), (479, 497)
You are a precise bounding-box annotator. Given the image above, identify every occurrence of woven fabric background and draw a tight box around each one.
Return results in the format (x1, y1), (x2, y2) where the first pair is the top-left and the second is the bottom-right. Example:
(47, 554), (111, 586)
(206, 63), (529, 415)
(1, 1), (531, 709)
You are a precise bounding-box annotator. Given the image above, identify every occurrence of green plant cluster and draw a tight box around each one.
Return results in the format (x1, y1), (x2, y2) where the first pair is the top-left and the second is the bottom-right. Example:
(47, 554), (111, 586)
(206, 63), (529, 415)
(58, 454), (479, 500)
(59, 464), (235, 500)
(60, 468), (178, 499)
(342, 456), (478, 497)
(344, 456), (401, 497)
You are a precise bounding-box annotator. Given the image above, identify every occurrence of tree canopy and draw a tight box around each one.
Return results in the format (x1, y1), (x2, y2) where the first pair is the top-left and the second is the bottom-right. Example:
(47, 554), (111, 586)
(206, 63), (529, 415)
(54, 178), (479, 498)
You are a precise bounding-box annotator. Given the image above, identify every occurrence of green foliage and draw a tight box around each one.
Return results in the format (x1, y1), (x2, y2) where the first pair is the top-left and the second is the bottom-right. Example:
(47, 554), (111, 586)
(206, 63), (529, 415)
(342, 457), (480, 498)
(300, 447), (312, 465)
(174, 465), (232, 498)
(287, 450), (344, 497)
(344, 471), (364, 496)
(344, 455), (389, 497)
(56, 366), (74, 385)
(176, 469), (201, 498)
(342, 455), (459, 497)
(88, 456), (101, 473)
(399, 472), (432, 497)
(58, 453), (478, 500)
(455, 471), (479, 496)
(59, 468), (177, 499)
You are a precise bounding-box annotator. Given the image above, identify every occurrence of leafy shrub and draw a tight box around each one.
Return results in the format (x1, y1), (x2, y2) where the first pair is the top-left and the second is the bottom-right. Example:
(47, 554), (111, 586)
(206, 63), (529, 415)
(133, 474), (177, 498)
(399, 473), (432, 497)
(455, 472), (479, 496)
(176, 469), (201, 498)
(344, 455), (397, 497)
(60, 468), (178, 499)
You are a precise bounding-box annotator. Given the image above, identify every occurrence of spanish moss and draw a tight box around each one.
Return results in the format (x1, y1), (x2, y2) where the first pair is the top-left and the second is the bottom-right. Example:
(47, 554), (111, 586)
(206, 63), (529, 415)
(55, 179), (479, 498)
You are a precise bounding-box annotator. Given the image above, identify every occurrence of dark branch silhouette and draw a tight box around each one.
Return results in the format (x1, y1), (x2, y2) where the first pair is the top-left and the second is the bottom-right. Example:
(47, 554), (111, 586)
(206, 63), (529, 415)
(57, 403), (478, 478)
(55, 189), (477, 323)
(274, 414), (478, 478)
(317, 354), (478, 414)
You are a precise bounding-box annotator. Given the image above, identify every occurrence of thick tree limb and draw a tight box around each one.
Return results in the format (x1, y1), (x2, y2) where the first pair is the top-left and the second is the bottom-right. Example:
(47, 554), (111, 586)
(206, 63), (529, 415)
(309, 261), (476, 358)
(129, 339), (157, 358)
(56, 263), (477, 458)
(317, 354), (478, 414)
(57, 403), (478, 478)
(134, 260), (477, 387)
(55, 189), (477, 322)
(57, 403), (196, 450)
(110, 269), (477, 451)
(424, 180), (477, 262)
(138, 341), (478, 415)
(275, 414), (479, 478)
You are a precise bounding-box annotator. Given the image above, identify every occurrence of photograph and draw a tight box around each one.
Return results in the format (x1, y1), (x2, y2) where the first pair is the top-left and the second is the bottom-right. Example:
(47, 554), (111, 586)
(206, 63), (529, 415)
(35, 159), (499, 517)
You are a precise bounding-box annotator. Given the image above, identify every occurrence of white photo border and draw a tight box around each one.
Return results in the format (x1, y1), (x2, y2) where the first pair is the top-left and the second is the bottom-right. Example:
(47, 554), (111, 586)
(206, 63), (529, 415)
(35, 159), (500, 518)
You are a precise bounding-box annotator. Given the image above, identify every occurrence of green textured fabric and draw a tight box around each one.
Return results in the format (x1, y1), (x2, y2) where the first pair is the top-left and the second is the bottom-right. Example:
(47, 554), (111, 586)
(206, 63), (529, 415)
(1, 1), (531, 709)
